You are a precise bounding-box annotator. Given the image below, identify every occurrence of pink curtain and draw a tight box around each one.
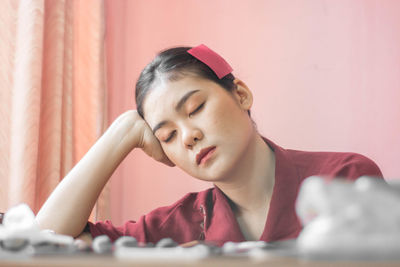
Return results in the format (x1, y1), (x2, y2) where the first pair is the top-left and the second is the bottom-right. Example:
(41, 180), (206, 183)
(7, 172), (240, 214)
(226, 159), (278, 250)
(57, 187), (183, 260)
(0, 0), (109, 221)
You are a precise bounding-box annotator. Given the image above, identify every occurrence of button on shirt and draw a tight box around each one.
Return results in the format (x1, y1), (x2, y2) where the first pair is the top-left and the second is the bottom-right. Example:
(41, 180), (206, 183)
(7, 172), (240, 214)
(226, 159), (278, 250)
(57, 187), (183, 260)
(88, 138), (383, 245)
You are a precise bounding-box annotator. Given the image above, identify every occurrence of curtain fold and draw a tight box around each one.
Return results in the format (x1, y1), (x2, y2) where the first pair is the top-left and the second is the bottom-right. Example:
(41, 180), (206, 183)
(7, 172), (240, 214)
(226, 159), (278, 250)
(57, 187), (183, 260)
(0, 0), (109, 222)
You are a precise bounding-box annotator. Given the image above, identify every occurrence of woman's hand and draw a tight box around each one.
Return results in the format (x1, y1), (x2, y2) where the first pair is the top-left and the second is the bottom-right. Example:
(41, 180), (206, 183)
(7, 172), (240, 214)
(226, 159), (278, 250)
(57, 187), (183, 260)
(107, 110), (174, 167)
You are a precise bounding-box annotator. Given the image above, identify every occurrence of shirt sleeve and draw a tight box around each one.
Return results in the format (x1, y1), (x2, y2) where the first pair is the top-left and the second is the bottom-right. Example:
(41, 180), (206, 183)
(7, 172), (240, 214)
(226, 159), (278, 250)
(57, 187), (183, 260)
(88, 215), (148, 242)
(333, 153), (383, 180)
(85, 192), (203, 244)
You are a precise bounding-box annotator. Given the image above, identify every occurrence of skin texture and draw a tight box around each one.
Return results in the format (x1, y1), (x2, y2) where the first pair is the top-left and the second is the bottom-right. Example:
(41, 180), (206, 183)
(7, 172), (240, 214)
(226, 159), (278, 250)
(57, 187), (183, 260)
(36, 74), (275, 241)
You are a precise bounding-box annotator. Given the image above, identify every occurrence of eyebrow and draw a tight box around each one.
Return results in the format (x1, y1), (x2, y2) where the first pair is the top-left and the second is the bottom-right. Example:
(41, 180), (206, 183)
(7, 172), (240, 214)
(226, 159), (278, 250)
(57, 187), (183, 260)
(152, 90), (200, 134)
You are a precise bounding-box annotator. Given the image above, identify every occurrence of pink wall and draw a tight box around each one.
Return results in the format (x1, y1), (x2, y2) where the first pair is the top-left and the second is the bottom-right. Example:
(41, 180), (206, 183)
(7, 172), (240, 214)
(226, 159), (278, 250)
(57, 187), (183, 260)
(105, 0), (400, 225)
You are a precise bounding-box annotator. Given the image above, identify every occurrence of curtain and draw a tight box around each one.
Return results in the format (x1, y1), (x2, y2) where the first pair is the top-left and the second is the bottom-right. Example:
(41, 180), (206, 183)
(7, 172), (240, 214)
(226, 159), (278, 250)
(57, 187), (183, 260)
(0, 0), (109, 221)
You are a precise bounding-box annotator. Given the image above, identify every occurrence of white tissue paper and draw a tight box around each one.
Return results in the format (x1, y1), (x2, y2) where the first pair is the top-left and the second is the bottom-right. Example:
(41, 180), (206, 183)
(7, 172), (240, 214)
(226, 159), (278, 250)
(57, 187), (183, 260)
(0, 203), (73, 258)
(295, 176), (400, 260)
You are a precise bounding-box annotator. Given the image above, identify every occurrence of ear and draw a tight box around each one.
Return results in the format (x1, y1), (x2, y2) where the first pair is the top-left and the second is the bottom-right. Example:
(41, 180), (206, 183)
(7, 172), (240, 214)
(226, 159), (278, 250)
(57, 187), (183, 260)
(232, 78), (253, 111)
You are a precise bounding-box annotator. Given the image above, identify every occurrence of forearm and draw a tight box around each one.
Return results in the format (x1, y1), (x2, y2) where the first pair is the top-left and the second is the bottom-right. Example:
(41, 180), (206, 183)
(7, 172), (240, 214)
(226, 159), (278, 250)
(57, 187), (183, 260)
(36, 119), (135, 237)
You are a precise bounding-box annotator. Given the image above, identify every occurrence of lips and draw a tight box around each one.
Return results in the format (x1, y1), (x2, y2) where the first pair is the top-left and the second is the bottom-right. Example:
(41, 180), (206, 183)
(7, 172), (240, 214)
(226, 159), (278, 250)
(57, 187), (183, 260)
(196, 146), (216, 165)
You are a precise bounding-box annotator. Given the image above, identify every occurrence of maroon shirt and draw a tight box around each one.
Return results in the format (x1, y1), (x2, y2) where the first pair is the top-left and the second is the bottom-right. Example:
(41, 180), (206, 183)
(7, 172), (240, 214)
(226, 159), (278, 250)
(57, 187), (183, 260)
(88, 138), (383, 245)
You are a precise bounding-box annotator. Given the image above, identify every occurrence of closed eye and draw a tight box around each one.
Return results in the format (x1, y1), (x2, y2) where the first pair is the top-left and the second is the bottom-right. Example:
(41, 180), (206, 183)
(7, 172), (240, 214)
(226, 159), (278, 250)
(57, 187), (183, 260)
(189, 102), (205, 118)
(164, 130), (176, 143)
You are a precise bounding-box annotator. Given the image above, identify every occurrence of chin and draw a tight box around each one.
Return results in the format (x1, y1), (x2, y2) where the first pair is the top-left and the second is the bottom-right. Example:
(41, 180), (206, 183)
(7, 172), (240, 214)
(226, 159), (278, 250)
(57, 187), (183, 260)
(180, 149), (243, 182)
(197, 161), (237, 183)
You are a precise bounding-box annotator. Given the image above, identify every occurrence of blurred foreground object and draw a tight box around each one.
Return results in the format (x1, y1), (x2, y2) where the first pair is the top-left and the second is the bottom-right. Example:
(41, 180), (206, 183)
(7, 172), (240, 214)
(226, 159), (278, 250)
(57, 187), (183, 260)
(296, 176), (400, 260)
(0, 204), (74, 258)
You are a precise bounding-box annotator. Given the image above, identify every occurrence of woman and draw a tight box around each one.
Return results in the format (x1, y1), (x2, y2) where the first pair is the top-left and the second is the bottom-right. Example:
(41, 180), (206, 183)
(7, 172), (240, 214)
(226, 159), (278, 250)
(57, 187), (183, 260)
(36, 44), (383, 246)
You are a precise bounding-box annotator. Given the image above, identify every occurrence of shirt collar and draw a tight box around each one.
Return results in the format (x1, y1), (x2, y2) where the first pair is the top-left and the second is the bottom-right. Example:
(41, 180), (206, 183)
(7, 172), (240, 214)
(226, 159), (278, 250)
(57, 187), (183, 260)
(260, 137), (302, 241)
(196, 137), (302, 243)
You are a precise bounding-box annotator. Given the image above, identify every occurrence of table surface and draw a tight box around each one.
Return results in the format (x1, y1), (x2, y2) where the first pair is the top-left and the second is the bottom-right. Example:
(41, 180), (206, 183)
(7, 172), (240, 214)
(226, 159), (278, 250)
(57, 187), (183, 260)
(0, 254), (399, 267)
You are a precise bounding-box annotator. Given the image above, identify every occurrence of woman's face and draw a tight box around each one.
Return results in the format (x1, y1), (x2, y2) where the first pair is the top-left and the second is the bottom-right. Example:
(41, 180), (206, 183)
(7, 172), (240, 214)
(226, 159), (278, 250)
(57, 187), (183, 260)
(142, 74), (255, 182)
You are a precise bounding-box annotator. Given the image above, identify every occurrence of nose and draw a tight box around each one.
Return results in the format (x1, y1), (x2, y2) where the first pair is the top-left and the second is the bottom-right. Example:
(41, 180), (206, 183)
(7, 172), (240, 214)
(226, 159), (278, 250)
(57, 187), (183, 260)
(182, 126), (203, 149)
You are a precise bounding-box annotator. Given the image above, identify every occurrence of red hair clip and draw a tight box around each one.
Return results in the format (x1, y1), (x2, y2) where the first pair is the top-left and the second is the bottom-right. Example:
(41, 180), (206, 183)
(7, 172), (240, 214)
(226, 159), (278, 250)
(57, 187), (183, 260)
(187, 44), (233, 79)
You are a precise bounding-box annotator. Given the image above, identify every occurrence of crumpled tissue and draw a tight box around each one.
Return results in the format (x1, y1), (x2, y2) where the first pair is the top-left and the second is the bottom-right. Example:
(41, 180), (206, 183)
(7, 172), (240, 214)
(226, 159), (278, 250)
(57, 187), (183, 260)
(0, 203), (73, 258)
(295, 176), (400, 260)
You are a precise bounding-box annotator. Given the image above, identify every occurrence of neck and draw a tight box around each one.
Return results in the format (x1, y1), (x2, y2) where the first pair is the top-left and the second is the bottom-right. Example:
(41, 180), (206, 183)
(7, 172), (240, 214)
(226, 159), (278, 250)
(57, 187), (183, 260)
(214, 134), (275, 213)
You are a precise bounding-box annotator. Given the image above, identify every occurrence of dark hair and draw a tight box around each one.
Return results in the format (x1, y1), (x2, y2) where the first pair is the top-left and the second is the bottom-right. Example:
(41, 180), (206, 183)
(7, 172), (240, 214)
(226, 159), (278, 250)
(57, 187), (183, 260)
(135, 46), (238, 117)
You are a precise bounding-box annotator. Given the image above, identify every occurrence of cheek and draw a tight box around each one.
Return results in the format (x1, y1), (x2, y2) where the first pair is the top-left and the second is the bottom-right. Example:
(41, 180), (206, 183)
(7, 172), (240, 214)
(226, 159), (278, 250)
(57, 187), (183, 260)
(163, 144), (189, 166)
(206, 98), (242, 132)
(163, 145), (178, 161)
(163, 144), (199, 175)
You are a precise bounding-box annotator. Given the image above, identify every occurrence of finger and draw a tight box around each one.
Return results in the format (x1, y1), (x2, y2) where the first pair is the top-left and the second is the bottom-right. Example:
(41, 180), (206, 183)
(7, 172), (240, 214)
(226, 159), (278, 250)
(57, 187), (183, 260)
(149, 139), (175, 167)
(143, 146), (175, 167)
(141, 129), (175, 167)
(159, 153), (175, 167)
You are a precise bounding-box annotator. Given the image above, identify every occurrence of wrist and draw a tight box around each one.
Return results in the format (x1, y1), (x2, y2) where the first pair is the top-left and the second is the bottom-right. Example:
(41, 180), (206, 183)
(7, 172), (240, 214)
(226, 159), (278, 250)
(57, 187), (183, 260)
(103, 117), (141, 157)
